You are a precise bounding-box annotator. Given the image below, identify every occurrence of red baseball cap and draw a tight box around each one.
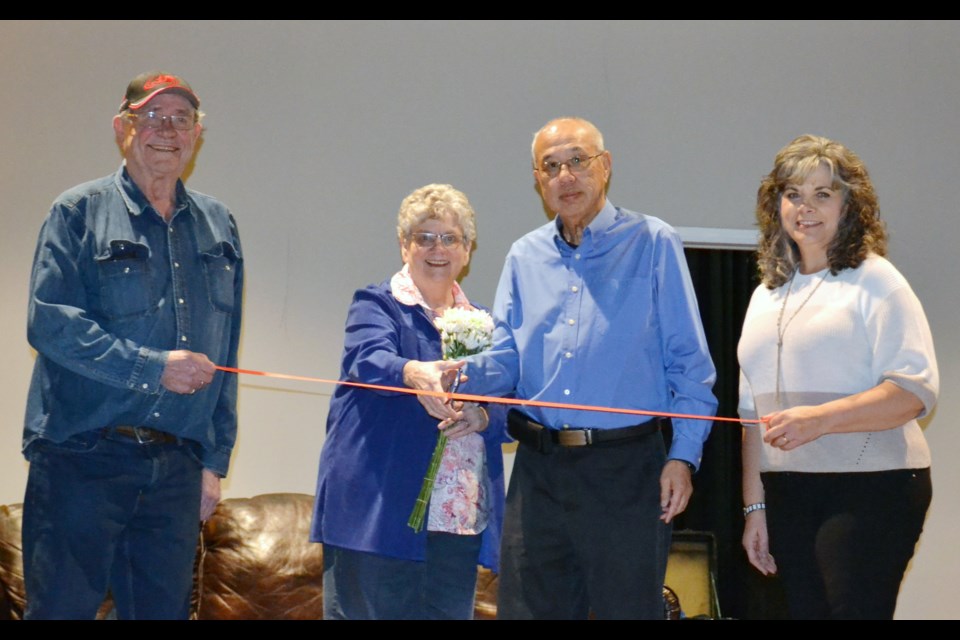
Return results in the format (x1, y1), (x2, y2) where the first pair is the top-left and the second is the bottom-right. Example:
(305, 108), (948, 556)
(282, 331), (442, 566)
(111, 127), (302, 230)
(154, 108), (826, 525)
(119, 72), (200, 112)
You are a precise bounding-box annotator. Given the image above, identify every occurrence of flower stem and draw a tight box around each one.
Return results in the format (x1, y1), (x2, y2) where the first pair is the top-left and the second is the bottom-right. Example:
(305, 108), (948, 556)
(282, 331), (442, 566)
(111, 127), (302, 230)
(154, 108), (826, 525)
(407, 432), (448, 533)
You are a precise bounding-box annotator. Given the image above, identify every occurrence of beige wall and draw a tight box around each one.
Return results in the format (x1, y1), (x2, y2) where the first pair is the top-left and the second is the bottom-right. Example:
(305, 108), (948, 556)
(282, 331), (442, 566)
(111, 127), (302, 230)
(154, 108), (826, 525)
(1, 20), (957, 618)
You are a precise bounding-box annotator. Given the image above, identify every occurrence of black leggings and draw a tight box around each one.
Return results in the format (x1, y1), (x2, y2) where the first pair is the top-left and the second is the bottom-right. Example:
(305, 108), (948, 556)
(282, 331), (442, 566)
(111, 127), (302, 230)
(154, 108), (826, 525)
(761, 469), (931, 620)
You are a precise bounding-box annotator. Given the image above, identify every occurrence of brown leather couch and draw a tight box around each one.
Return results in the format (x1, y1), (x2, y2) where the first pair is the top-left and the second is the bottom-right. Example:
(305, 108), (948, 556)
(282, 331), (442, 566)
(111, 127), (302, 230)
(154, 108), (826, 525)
(0, 493), (679, 620)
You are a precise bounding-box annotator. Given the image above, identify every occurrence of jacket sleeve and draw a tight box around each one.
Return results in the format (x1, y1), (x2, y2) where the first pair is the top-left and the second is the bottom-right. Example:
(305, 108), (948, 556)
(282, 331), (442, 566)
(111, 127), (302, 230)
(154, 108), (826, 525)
(340, 285), (426, 395)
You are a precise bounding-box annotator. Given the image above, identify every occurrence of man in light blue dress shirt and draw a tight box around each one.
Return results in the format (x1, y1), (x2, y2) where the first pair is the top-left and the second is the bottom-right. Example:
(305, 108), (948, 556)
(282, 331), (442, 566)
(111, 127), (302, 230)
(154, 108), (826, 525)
(406, 117), (717, 619)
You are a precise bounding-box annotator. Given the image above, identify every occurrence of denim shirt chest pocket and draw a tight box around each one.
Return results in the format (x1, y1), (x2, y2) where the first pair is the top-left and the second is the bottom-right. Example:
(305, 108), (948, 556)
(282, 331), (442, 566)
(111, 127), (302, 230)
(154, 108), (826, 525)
(94, 240), (156, 320)
(201, 240), (241, 314)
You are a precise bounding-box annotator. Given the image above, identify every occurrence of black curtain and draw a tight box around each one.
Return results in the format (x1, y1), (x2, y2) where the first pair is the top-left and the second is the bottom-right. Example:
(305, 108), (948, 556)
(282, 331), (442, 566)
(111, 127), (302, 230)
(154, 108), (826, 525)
(667, 247), (788, 619)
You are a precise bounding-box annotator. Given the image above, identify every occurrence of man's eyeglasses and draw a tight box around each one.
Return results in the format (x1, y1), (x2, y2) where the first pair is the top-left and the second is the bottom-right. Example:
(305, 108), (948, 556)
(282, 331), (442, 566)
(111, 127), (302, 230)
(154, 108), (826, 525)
(125, 110), (197, 131)
(539, 152), (605, 178)
(408, 232), (465, 248)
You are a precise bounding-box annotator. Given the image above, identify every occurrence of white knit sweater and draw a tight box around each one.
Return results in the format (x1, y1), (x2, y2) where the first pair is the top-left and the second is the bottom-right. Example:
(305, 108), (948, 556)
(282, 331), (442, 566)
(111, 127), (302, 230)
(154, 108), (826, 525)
(738, 254), (938, 473)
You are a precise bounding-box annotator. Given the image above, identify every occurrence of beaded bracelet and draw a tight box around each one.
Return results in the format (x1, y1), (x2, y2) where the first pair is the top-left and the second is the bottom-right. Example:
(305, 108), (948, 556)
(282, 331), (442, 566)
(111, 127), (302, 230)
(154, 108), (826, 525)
(742, 502), (766, 518)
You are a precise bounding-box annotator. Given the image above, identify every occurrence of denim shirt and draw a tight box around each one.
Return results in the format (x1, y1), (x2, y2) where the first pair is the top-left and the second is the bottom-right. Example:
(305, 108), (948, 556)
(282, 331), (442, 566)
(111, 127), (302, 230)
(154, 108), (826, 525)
(24, 166), (243, 476)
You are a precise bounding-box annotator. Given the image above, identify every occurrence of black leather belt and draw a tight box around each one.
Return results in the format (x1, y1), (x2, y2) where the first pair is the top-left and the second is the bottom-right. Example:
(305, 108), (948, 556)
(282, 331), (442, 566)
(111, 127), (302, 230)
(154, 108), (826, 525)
(105, 426), (180, 445)
(507, 409), (665, 453)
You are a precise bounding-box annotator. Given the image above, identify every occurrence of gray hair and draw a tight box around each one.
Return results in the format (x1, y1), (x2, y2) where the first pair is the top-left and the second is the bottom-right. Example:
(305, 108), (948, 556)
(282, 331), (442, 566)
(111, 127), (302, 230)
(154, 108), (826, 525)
(397, 184), (477, 246)
(531, 117), (605, 166)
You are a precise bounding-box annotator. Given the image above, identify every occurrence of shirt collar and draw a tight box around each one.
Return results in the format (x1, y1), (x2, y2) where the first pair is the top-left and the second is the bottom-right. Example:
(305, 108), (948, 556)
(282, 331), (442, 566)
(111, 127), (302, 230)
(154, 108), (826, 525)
(114, 165), (191, 220)
(390, 264), (472, 312)
(553, 198), (618, 251)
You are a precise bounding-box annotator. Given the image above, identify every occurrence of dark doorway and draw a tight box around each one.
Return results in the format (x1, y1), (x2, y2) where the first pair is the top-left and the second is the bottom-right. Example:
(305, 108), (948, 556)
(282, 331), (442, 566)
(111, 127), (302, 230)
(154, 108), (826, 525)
(666, 247), (789, 619)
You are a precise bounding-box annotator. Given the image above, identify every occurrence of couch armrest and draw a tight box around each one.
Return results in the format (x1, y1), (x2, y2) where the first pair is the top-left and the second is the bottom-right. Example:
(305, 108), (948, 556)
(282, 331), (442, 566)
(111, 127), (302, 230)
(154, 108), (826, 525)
(0, 504), (25, 620)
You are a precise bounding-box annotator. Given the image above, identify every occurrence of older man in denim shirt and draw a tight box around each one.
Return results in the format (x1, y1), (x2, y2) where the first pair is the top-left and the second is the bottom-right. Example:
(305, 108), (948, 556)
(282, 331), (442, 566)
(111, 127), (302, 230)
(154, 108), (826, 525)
(21, 72), (243, 619)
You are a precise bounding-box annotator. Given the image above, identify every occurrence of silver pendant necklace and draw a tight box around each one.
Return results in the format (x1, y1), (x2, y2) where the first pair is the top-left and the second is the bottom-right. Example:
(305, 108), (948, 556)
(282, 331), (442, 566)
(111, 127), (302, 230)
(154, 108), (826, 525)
(775, 269), (829, 408)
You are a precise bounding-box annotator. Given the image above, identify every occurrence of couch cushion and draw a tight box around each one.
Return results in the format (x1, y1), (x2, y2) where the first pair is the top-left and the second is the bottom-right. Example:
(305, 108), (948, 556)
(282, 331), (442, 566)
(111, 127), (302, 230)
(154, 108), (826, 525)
(196, 493), (324, 620)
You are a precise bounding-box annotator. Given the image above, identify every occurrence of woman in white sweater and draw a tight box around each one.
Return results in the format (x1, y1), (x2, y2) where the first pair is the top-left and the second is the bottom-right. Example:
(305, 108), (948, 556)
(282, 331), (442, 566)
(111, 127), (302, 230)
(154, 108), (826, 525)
(738, 134), (938, 619)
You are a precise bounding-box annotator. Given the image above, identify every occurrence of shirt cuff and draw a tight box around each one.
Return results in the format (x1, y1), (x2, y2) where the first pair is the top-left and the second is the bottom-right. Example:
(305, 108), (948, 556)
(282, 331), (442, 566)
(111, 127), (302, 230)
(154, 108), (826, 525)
(666, 438), (702, 472)
(201, 447), (231, 478)
(130, 347), (167, 394)
(669, 458), (697, 474)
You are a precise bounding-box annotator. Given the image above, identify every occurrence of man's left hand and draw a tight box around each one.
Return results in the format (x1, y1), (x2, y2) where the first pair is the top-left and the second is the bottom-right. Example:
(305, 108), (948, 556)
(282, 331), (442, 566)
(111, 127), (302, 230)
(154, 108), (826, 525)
(438, 403), (489, 440)
(659, 459), (693, 524)
(200, 468), (221, 521)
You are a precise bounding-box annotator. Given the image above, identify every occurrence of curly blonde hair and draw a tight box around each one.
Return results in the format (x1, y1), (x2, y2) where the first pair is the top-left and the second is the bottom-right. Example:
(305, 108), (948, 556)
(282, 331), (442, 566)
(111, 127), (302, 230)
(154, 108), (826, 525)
(396, 184), (476, 247)
(756, 134), (887, 288)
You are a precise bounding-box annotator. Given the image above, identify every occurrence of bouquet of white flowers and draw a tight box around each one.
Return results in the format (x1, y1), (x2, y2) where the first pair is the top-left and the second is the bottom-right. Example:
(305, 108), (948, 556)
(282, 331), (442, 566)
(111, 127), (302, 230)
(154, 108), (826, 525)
(407, 306), (494, 533)
(435, 307), (495, 359)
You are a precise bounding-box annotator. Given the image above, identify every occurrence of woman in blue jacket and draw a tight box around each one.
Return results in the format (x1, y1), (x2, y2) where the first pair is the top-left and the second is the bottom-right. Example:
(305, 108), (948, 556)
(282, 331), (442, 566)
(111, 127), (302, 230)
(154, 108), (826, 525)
(311, 184), (507, 620)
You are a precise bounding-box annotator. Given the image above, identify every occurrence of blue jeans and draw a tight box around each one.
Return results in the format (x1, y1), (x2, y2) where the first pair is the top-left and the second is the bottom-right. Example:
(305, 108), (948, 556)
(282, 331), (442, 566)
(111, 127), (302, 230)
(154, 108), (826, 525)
(22, 429), (203, 619)
(323, 532), (483, 619)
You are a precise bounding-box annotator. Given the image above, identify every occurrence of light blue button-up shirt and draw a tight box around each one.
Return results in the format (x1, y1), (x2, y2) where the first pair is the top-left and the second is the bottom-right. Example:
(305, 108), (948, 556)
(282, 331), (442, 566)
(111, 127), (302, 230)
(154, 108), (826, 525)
(465, 200), (717, 467)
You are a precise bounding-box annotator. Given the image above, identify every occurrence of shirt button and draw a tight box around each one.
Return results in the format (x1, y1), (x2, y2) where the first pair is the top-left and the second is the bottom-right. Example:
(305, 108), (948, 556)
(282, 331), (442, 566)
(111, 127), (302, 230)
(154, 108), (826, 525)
(141, 383), (149, 389)
(567, 318), (575, 326)
(574, 254), (581, 260)
(565, 351), (573, 359)
(181, 335), (188, 342)
(562, 424), (570, 430)
(225, 265), (231, 271)
(123, 267), (130, 274)
(153, 412), (160, 418)
(178, 298), (185, 304)
(571, 285), (579, 293)
(174, 262), (180, 268)
(563, 389), (571, 396)
(169, 227), (174, 233)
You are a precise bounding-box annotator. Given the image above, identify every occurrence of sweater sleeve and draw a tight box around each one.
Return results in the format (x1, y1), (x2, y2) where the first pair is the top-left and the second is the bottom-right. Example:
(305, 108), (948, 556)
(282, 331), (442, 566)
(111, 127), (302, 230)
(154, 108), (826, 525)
(867, 284), (939, 417)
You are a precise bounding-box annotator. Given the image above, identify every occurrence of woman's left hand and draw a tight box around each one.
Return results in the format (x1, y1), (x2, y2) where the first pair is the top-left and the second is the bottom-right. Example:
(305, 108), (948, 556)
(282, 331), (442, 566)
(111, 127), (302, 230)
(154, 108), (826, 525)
(438, 402), (489, 439)
(762, 405), (827, 451)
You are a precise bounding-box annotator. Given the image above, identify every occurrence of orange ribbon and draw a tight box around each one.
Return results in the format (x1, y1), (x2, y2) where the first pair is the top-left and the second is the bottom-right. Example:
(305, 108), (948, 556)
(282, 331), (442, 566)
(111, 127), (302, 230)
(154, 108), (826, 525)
(216, 365), (760, 424)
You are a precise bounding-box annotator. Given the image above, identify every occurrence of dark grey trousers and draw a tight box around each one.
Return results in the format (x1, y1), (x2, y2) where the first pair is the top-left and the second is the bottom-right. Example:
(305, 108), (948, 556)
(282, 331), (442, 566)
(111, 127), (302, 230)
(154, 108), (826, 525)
(497, 430), (671, 619)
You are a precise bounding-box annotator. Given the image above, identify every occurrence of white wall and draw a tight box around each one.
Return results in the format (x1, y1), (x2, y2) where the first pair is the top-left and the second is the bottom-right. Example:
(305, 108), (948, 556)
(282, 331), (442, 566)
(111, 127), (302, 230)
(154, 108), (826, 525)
(1, 20), (957, 619)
